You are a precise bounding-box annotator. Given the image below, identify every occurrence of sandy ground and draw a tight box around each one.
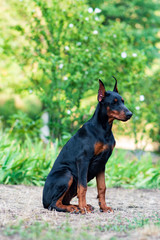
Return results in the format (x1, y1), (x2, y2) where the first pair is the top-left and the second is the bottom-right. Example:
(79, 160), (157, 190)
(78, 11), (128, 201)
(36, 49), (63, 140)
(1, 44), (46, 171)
(0, 184), (160, 239)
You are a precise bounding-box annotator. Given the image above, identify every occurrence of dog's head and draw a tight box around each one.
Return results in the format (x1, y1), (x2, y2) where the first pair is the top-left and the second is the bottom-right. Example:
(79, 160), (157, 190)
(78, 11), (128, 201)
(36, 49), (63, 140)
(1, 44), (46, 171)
(98, 77), (132, 124)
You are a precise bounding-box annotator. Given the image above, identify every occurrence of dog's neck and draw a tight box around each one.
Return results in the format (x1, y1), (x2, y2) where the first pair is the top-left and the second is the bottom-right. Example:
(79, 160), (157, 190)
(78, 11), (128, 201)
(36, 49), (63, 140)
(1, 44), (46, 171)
(90, 103), (113, 135)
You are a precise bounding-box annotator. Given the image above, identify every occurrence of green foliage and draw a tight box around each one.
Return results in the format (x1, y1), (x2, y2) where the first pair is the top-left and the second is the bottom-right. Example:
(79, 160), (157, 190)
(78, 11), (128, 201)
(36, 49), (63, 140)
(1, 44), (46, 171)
(7, 111), (42, 141)
(0, 132), (58, 185)
(3, 215), (160, 239)
(87, 0), (160, 147)
(105, 150), (160, 188)
(0, 92), (42, 127)
(0, 133), (159, 188)
(0, 98), (17, 122)
(96, 214), (160, 232)
(0, 0), (28, 92)
(3, 221), (97, 240)
(22, 94), (42, 119)
(17, 0), (146, 139)
(88, 0), (160, 62)
(0, 0), (159, 147)
(144, 69), (160, 145)
(88, 150), (160, 189)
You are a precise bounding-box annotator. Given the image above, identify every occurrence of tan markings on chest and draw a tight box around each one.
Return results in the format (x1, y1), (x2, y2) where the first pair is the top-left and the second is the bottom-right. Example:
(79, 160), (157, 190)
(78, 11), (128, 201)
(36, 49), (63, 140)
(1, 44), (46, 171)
(94, 142), (109, 155)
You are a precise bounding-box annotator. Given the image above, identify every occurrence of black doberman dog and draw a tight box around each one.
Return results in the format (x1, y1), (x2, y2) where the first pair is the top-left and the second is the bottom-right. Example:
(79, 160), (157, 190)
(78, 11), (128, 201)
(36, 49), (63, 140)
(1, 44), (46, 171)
(43, 78), (132, 214)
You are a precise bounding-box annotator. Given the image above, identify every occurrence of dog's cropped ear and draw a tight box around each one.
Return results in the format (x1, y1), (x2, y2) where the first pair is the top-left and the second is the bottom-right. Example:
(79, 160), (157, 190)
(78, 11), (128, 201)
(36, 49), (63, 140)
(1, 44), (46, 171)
(98, 79), (106, 102)
(112, 76), (119, 93)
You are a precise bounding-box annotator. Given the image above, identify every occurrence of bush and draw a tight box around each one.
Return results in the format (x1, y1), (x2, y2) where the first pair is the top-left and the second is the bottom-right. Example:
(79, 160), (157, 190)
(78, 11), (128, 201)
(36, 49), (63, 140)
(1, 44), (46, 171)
(87, 0), (160, 148)
(0, 133), (159, 188)
(15, 0), (146, 141)
(0, 132), (58, 185)
(7, 111), (42, 141)
(1, 0), (159, 148)
(0, 98), (17, 123)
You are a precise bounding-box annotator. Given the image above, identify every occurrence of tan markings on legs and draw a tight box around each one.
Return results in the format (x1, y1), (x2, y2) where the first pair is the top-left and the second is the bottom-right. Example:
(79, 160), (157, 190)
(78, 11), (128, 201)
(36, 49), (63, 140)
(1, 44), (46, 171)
(94, 142), (109, 155)
(56, 176), (79, 213)
(96, 171), (113, 213)
(77, 185), (94, 214)
(77, 184), (87, 213)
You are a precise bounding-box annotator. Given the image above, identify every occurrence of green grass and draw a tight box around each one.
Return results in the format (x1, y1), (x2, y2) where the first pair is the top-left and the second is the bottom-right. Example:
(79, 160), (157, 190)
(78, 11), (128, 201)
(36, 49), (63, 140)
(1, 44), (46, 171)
(2, 214), (160, 240)
(3, 221), (98, 240)
(0, 132), (159, 188)
(96, 214), (160, 232)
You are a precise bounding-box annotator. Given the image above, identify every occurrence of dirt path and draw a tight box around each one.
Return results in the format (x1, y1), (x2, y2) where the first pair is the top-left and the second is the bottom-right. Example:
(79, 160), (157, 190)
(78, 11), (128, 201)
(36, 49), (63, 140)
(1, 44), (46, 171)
(0, 185), (160, 239)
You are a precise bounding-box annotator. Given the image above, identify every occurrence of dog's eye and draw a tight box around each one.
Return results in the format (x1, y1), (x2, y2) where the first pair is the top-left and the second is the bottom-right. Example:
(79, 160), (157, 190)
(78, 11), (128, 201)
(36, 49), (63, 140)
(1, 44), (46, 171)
(113, 98), (118, 104)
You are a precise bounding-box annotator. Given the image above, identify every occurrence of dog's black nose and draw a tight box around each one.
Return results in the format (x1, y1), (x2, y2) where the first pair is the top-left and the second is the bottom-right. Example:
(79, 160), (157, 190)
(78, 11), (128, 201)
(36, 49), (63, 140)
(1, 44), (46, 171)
(126, 111), (133, 119)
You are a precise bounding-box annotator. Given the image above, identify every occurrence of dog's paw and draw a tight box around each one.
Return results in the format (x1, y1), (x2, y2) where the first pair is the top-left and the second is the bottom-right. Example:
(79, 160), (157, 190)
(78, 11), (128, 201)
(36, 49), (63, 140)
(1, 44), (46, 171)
(100, 206), (113, 213)
(67, 205), (80, 214)
(86, 204), (94, 213)
(79, 204), (94, 214)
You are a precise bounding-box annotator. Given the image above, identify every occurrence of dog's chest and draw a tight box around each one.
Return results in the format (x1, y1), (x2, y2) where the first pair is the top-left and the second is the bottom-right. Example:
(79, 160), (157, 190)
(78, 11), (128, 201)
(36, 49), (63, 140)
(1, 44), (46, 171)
(92, 143), (114, 167)
(94, 132), (115, 155)
(89, 136), (116, 170)
(94, 140), (115, 156)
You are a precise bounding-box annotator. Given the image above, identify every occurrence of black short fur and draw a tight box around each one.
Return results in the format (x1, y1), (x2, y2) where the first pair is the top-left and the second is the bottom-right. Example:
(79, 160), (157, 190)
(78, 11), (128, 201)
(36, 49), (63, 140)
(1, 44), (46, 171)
(43, 78), (132, 213)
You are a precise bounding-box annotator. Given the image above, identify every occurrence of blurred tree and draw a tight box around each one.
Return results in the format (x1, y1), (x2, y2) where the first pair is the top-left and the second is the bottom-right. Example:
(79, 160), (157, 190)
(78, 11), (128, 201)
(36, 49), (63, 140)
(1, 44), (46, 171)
(17, 0), (146, 139)
(88, 0), (160, 148)
(0, 0), (29, 94)
(88, 0), (160, 62)
(0, 98), (17, 123)
(7, 111), (42, 141)
(145, 69), (160, 147)
(1, 0), (159, 149)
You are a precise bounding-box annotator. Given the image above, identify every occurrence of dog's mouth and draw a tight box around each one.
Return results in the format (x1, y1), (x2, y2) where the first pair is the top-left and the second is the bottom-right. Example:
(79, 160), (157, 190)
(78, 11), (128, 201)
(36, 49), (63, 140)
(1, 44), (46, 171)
(107, 109), (133, 122)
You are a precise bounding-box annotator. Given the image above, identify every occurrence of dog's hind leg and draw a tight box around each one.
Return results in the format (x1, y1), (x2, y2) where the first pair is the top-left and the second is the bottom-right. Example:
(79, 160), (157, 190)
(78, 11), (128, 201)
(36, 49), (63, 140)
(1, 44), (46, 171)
(62, 179), (77, 205)
(48, 173), (80, 213)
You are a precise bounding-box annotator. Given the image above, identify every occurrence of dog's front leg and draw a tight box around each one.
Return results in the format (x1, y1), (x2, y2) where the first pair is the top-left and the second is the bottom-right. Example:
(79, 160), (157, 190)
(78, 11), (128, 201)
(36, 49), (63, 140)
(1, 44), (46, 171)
(76, 159), (94, 214)
(96, 171), (113, 213)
